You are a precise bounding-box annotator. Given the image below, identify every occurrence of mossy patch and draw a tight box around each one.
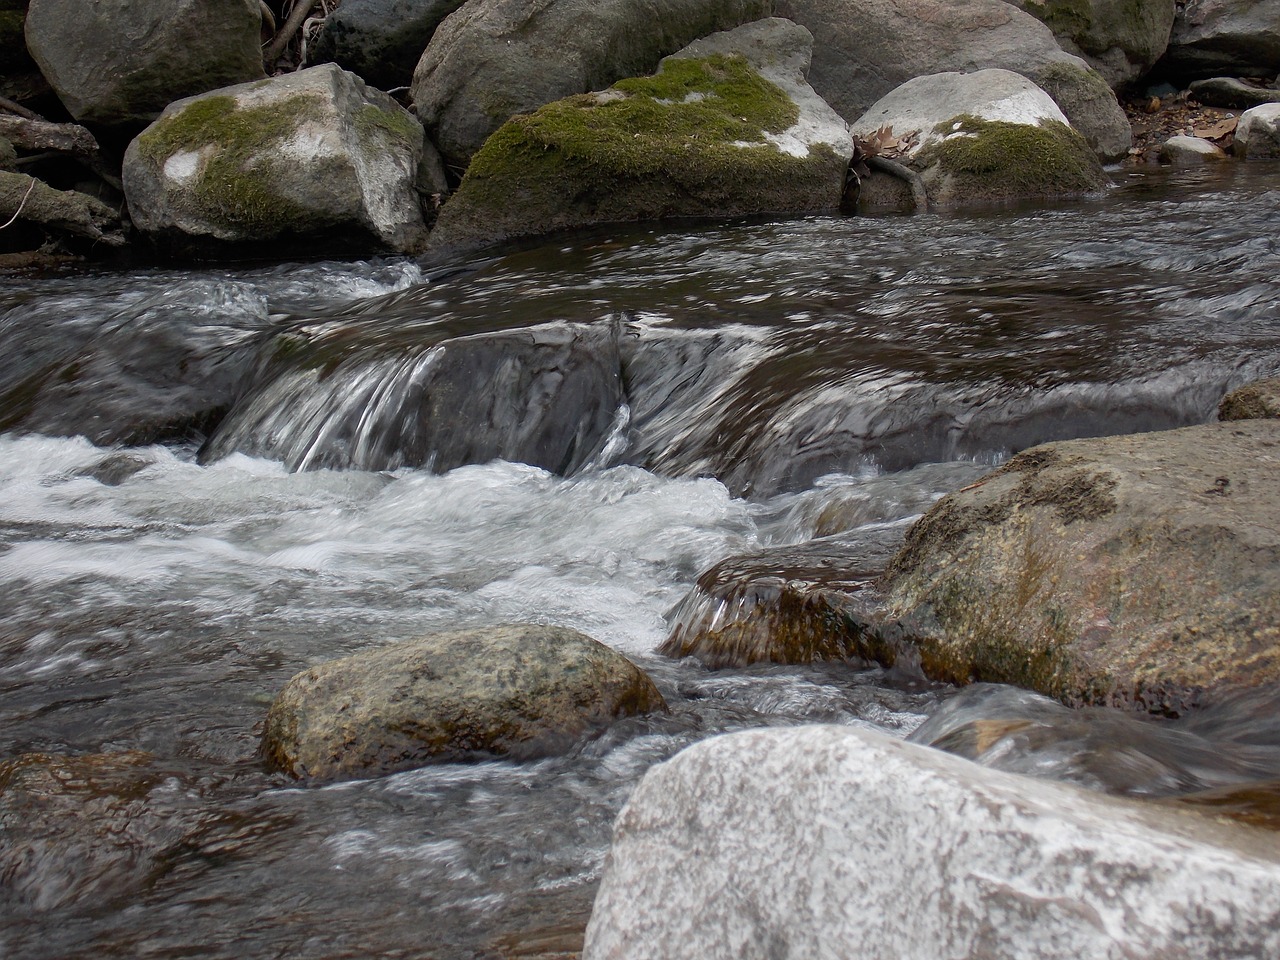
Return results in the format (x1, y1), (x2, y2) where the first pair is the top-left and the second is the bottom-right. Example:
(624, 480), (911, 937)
(918, 115), (1105, 203)
(1023, 0), (1092, 43)
(136, 93), (324, 235)
(355, 104), (422, 149)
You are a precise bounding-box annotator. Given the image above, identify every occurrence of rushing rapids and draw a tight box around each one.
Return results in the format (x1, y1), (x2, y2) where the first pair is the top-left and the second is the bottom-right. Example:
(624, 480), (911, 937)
(1, 163), (1280, 958)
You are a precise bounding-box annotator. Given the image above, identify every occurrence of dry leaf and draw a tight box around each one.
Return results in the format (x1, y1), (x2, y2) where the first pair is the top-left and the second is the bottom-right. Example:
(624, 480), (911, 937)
(1193, 117), (1238, 140)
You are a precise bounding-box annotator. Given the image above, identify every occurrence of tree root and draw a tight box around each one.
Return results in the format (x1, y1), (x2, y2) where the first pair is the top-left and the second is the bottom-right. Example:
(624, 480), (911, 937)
(867, 155), (929, 213)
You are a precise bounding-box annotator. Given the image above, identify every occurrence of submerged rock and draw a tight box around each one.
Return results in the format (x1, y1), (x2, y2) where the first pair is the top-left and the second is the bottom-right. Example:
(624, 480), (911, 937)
(122, 64), (434, 258)
(410, 0), (772, 172)
(23, 0), (265, 128)
(883, 421), (1280, 714)
(774, 0), (1132, 160)
(428, 20), (850, 255)
(262, 624), (667, 782)
(851, 70), (1107, 209)
(1219, 376), (1280, 420)
(1233, 104), (1280, 160)
(584, 725), (1280, 959)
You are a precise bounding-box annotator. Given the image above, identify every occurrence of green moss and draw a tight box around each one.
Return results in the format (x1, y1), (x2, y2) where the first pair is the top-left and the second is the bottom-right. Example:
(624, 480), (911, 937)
(921, 115), (1105, 200)
(1023, 0), (1092, 40)
(355, 104), (421, 148)
(136, 94), (324, 234)
(463, 54), (799, 191)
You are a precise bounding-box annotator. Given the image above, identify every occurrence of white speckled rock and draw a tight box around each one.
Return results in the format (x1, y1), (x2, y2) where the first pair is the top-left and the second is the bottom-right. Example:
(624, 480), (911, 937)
(584, 725), (1280, 960)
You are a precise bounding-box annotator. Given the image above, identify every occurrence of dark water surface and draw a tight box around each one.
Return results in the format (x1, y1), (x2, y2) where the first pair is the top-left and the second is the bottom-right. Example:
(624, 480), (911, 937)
(2, 164), (1280, 958)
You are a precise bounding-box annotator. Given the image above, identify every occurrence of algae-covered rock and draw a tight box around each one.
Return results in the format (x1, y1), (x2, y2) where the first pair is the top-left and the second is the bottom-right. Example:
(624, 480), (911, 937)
(122, 64), (432, 257)
(1219, 376), (1280, 420)
(429, 20), (850, 255)
(584, 725), (1280, 960)
(410, 0), (773, 172)
(774, 0), (1132, 160)
(24, 0), (264, 128)
(851, 70), (1107, 209)
(262, 624), (668, 782)
(882, 421), (1280, 715)
(1008, 0), (1176, 87)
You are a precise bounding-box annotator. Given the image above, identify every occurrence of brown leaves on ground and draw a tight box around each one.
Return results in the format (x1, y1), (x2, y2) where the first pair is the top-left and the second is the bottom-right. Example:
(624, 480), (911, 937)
(1123, 92), (1241, 162)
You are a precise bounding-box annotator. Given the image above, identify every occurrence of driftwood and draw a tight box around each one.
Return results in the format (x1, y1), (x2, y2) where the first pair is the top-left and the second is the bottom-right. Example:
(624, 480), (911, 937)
(0, 170), (126, 246)
(0, 115), (124, 193)
(868, 155), (929, 213)
(0, 95), (41, 122)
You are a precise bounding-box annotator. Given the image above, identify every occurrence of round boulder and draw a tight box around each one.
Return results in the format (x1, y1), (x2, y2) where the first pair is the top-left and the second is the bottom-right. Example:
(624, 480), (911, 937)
(1233, 104), (1280, 160)
(24, 0), (265, 128)
(122, 64), (434, 257)
(1159, 134), (1229, 165)
(261, 624), (668, 782)
(883, 421), (1280, 715)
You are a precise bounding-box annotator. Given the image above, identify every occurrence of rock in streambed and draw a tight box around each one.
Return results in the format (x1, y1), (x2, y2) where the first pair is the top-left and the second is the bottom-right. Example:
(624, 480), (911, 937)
(1219, 376), (1280, 421)
(262, 624), (667, 782)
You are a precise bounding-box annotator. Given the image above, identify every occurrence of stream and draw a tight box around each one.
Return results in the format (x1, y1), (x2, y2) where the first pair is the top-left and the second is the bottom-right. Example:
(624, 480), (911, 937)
(2, 163), (1280, 958)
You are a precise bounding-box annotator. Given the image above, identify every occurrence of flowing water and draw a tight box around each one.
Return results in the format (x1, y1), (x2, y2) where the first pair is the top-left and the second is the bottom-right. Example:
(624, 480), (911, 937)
(2, 163), (1280, 957)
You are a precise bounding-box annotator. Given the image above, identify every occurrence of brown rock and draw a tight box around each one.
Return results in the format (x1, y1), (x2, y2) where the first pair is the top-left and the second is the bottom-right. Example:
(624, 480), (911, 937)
(1219, 377), (1280, 421)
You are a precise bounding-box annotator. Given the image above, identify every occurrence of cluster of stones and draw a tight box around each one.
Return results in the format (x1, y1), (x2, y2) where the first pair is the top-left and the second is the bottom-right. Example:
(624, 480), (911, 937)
(2, 0), (1277, 258)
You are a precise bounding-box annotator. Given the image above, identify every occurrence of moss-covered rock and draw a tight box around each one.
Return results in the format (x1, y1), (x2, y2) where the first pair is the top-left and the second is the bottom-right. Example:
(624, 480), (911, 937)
(262, 624), (668, 783)
(429, 20), (851, 255)
(1011, 0), (1176, 87)
(1219, 377), (1280, 421)
(1031, 59), (1133, 160)
(882, 421), (1280, 715)
(122, 64), (432, 258)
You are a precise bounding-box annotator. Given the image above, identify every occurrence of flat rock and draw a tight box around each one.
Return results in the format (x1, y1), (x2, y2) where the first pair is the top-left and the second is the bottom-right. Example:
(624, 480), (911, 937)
(1190, 76), (1280, 109)
(883, 421), (1280, 714)
(1165, 0), (1280, 82)
(584, 725), (1280, 959)
(262, 624), (667, 782)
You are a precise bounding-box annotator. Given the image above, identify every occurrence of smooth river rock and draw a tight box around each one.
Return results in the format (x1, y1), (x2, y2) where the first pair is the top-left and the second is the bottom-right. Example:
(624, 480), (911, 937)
(428, 19), (851, 255)
(584, 725), (1280, 960)
(23, 0), (265, 128)
(883, 420), (1280, 715)
(1233, 104), (1280, 160)
(262, 624), (667, 782)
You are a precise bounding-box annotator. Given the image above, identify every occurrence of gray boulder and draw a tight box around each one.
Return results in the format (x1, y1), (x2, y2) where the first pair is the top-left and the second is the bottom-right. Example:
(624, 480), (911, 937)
(774, 0), (1132, 160)
(1220, 376), (1280, 420)
(584, 725), (1280, 960)
(883, 421), (1280, 715)
(122, 64), (434, 257)
(1164, 0), (1280, 82)
(1008, 0), (1176, 87)
(261, 624), (667, 782)
(1233, 103), (1280, 159)
(310, 0), (469, 90)
(1159, 133), (1229, 164)
(1190, 76), (1280, 108)
(23, 0), (265, 128)
(851, 70), (1107, 209)
(428, 20), (851, 255)
(410, 0), (772, 173)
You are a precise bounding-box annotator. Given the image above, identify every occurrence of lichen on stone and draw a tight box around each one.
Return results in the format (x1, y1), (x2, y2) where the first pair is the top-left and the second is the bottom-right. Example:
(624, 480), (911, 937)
(136, 94), (323, 233)
(354, 103), (422, 149)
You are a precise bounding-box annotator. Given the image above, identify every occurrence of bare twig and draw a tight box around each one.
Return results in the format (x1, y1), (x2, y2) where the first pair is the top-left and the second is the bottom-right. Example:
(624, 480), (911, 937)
(265, 0), (318, 64)
(0, 95), (42, 123)
(0, 177), (37, 230)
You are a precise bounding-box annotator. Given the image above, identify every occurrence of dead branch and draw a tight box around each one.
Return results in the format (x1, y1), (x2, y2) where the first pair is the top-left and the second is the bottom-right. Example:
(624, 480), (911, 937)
(0, 170), (126, 246)
(0, 95), (42, 123)
(265, 0), (318, 64)
(0, 115), (100, 155)
(868, 156), (929, 213)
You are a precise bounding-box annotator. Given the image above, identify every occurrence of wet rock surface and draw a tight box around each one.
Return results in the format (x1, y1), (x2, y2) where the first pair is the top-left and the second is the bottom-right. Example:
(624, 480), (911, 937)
(883, 421), (1280, 714)
(584, 725), (1280, 960)
(262, 624), (668, 782)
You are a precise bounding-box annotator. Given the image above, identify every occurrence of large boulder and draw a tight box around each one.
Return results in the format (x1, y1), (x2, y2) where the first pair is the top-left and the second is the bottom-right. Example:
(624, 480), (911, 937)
(584, 725), (1280, 960)
(1162, 0), (1280, 83)
(774, 0), (1133, 160)
(23, 0), (265, 128)
(428, 20), (851, 255)
(882, 421), (1280, 715)
(1233, 103), (1280, 160)
(310, 0), (469, 91)
(850, 70), (1107, 209)
(261, 624), (667, 782)
(1008, 0), (1176, 87)
(122, 64), (435, 257)
(410, 0), (773, 173)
